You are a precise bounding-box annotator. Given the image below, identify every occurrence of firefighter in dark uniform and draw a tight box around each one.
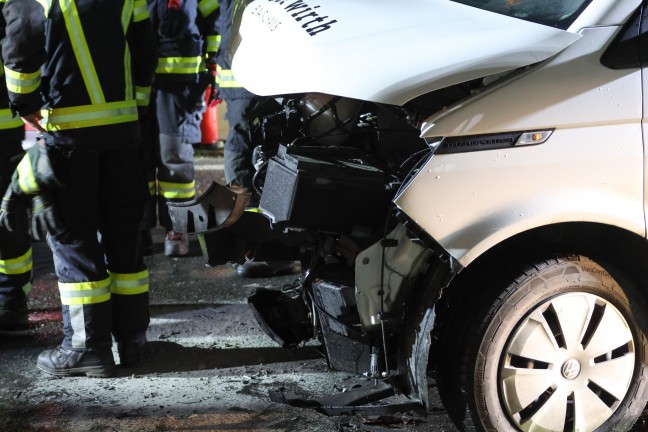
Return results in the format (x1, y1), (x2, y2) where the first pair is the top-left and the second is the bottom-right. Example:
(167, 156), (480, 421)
(142, 0), (220, 257)
(1, 0), (157, 376)
(214, 0), (297, 278)
(0, 0), (30, 330)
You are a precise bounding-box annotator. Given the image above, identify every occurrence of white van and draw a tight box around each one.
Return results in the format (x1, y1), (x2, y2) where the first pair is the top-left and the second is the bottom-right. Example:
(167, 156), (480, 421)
(171, 1), (648, 430)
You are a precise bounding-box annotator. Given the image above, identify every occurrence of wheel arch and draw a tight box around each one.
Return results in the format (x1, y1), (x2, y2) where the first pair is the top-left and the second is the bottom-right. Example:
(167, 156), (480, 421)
(398, 221), (648, 413)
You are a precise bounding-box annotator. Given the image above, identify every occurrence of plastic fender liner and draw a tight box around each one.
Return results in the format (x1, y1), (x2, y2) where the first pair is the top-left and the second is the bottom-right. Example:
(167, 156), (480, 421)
(168, 181), (251, 234)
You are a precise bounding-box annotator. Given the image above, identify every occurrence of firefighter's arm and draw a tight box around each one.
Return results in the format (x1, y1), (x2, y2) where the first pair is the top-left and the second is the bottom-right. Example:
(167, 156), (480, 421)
(128, 0), (157, 115)
(197, 0), (221, 67)
(1, 0), (46, 117)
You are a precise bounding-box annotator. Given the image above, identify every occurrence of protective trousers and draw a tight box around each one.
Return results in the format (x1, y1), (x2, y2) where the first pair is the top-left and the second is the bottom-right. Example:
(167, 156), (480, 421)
(0, 126), (31, 314)
(223, 97), (256, 190)
(142, 84), (203, 230)
(46, 145), (150, 350)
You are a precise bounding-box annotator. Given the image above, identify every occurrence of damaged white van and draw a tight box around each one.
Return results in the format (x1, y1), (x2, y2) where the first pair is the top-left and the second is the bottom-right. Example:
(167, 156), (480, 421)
(170, 0), (648, 430)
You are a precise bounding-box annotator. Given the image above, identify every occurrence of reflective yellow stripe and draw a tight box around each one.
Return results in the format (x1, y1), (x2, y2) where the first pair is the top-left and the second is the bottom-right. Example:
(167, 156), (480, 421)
(60, 0), (105, 104)
(133, 0), (149, 22)
(121, 0), (132, 30)
(4, 67), (41, 94)
(17, 155), (39, 194)
(0, 248), (33, 275)
(41, 100), (138, 131)
(156, 56), (204, 75)
(148, 181), (156, 195)
(244, 207), (262, 213)
(158, 180), (196, 199)
(121, 0), (134, 101)
(206, 35), (221, 53)
(0, 108), (24, 129)
(215, 66), (243, 88)
(198, 0), (219, 16)
(109, 269), (149, 296)
(59, 277), (111, 306)
(136, 86), (151, 107)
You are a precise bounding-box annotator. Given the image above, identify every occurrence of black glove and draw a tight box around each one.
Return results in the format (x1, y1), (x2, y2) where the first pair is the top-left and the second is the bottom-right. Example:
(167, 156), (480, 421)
(12, 143), (62, 195)
(30, 192), (61, 241)
(0, 186), (28, 233)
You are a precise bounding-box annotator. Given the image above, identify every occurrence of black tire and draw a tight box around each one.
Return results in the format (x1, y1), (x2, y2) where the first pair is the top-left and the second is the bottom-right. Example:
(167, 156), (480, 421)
(436, 255), (648, 432)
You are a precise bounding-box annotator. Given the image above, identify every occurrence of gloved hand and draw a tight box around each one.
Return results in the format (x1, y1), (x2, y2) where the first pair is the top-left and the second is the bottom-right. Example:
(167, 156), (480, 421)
(205, 63), (222, 108)
(12, 143), (62, 195)
(30, 192), (61, 241)
(0, 186), (27, 233)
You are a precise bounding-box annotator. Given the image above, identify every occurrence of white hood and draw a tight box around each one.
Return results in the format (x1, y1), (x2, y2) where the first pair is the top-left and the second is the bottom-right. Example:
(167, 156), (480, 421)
(230, 0), (581, 105)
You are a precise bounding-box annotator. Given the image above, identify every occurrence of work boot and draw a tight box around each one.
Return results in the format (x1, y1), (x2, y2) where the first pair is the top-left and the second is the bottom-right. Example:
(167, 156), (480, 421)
(164, 230), (189, 257)
(37, 346), (115, 378)
(117, 334), (147, 367)
(234, 260), (299, 278)
(0, 303), (27, 330)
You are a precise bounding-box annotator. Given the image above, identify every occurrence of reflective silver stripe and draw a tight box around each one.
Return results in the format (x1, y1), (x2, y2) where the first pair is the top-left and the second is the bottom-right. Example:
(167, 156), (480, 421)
(109, 269), (149, 295)
(215, 66), (243, 88)
(69, 304), (86, 349)
(158, 180), (196, 199)
(135, 86), (151, 107)
(0, 248), (32, 275)
(206, 35), (220, 52)
(41, 100), (138, 131)
(156, 56), (204, 75)
(4, 67), (41, 94)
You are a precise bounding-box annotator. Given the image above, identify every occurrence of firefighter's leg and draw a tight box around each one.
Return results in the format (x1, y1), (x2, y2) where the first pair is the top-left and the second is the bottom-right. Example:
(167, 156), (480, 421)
(155, 87), (199, 256)
(35, 147), (115, 377)
(223, 97), (255, 192)
(0, 213), (31, 329)
(139, 97), (159, 254)
(99, 146), (150, 367)
(0, 128), (31, 329)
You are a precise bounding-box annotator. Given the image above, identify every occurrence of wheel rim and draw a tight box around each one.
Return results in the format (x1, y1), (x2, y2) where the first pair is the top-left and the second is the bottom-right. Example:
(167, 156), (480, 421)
(499, 292), (635, 431)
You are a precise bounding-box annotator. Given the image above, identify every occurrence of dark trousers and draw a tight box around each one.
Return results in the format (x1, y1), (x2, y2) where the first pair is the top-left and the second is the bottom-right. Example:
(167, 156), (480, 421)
(47, 143), (150, 350)
(0, 126), (31, 310)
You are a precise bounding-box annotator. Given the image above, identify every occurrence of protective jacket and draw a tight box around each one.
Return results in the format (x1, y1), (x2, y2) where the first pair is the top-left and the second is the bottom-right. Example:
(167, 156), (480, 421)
(147, 0), (220, 86)
(213, 0), (253, 99)
(2, 0), (157, 150)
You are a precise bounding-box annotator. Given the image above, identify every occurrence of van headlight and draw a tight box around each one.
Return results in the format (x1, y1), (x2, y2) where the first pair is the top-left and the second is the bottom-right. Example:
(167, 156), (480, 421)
(426, 130), (553, 154)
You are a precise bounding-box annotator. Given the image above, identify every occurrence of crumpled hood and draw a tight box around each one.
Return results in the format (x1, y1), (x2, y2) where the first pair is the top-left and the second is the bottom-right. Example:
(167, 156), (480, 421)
(230, 0), (581, 105)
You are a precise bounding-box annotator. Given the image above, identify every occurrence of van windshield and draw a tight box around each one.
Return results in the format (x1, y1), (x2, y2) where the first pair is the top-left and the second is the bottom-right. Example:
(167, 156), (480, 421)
(450, 0), (593, 29)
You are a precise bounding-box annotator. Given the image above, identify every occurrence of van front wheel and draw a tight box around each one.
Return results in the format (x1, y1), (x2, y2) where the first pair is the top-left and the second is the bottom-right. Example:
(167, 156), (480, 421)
(436, 256), (648, 431)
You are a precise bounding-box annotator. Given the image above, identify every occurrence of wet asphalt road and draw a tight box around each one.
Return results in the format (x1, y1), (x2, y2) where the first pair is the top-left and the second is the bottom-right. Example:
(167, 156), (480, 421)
(0, 152), (460, 432)
(1, 151), (648, 432)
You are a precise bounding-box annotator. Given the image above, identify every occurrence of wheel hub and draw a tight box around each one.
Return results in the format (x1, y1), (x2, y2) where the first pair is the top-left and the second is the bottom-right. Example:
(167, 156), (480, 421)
(560, 358), (581, 380)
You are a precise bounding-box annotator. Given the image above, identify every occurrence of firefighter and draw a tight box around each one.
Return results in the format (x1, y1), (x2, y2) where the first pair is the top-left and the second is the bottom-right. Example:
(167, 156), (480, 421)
(214, 0), (297, 278)
(0, 0), (30, 329)
(1, 0), (157, 376)
(141, 0), (220, 257)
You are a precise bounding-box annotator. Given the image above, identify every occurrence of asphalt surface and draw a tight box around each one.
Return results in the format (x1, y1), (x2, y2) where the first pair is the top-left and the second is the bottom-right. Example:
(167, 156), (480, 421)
(0, 152), (459, 432)
(1, 151), (647, 432)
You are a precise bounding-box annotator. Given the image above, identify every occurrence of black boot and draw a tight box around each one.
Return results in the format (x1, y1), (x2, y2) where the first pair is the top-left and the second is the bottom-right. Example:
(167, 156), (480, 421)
(37, 346), (115, 378)
(0, 303), (27, 330)
(117, 338), (147, 368)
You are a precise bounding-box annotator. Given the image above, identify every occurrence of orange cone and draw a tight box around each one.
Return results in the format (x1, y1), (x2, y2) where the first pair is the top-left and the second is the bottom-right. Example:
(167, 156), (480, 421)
(200, 86), (219, 144)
